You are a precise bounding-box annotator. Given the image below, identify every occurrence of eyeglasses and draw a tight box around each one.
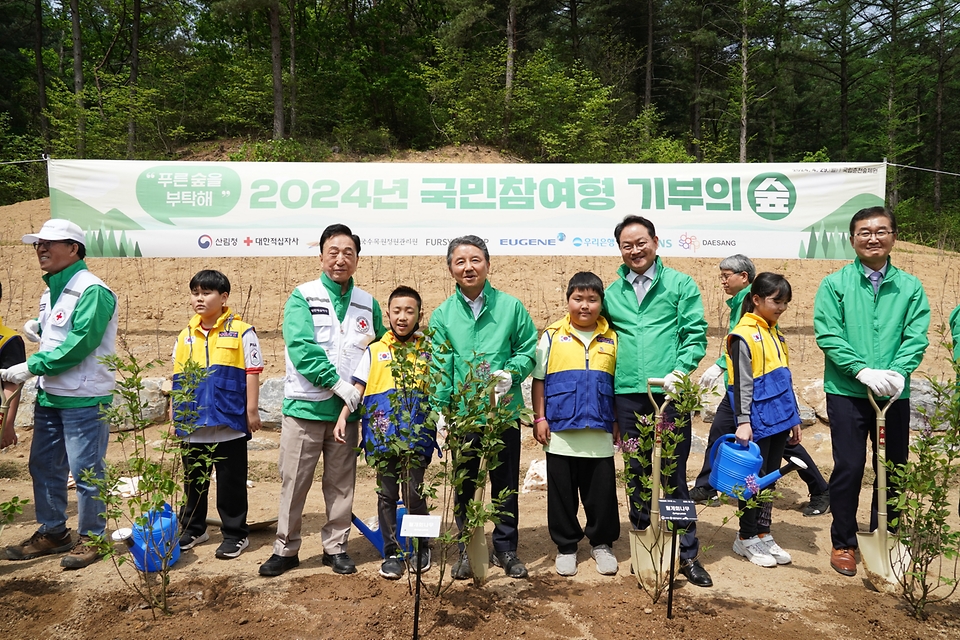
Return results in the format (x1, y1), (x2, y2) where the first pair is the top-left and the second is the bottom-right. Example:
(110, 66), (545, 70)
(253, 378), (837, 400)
(32, 240), (74, 251)
(719, 272), (745, 282)
(853, 230), (893, 240)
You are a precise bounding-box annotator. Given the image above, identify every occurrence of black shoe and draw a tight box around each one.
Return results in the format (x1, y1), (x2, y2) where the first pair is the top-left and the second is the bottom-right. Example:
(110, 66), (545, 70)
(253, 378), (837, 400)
(215, 537), (249, 559)
(379, 555), (405, 580)
(688, 485), (717, 503)
(322, 552), (357, 575)
(679, 558), (713, 587)
(491, 550), (528, 578)
(259, 553), (299, 577)
(179, 530), (210, 550)
(415, 547), (432, 573)
(451, 553), (471, 580)
(803, 491), (830, 517)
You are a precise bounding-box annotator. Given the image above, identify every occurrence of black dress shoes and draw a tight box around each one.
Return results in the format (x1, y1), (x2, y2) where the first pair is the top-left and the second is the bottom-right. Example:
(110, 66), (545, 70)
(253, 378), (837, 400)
(259, 553), (300, 577)
(323, 552), (357, 574)
(679, 558), (713, 587)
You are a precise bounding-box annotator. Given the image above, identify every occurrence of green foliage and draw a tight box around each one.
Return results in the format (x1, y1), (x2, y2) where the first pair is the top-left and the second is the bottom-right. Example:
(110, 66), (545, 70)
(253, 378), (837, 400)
(85, 353), (213, 617)
(886, 344), (960, 620)
(0, 112), (46, 206)
(802, 147), (832, 162)
(894, 197), (960, 251)
(0, 495), (28, 539)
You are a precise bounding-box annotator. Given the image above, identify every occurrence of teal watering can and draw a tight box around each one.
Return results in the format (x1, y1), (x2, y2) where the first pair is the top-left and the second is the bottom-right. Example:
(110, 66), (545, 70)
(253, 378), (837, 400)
(709, 434), (807, 500)
(111, 503), (181, 572)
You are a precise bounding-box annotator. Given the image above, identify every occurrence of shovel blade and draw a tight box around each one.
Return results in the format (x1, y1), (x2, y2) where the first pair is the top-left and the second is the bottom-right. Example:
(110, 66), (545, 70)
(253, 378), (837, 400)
(629, 528), (671, 589)
(857, 530), (905, 595)
(466, 527), (489, 584)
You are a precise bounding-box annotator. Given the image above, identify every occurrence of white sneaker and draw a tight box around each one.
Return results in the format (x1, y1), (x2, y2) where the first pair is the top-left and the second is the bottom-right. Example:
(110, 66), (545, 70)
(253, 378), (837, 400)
(758, 533), (792, 565)
(591, 544), (619, 575)
(733, 535), (777, 567)
(555, 551), (578, 576)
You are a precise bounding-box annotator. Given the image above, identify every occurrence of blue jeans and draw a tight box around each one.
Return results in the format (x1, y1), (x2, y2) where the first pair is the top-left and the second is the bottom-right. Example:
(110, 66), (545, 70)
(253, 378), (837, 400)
(30, 404), (110, 537)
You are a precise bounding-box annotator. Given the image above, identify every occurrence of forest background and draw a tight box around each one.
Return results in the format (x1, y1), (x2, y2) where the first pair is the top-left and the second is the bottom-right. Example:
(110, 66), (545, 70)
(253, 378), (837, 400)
(1, 0), (958, 246)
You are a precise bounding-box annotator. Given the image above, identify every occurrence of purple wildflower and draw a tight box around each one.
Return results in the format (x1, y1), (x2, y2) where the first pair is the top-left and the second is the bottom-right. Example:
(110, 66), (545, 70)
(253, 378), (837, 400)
(616, 438), (641, 454)
(656, 419), (675, 434)
(477, 361), (491, 380)
(372, 410), (390, 436)
(745, 474), (760, 497)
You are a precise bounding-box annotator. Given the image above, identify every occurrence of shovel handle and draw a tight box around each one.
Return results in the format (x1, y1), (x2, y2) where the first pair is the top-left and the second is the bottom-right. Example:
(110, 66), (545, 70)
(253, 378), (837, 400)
(0, 382), (23, 417)
(646, 378), (668, 415)
(866, 388), (898, 421)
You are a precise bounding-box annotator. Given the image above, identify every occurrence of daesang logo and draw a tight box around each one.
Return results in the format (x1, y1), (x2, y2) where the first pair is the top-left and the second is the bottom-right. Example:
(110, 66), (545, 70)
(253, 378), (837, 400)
(678, 233), (700, 252)
(197, 234), (212, 249)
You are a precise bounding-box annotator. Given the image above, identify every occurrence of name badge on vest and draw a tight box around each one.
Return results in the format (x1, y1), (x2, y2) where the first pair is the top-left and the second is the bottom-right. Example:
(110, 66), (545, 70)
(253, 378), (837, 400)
(597, 336), (614, 345)
(219, 330), (238, 338)
(310, 306), (330, 316)
(356, 317), (370, 334)
(52, 308), (70, 327)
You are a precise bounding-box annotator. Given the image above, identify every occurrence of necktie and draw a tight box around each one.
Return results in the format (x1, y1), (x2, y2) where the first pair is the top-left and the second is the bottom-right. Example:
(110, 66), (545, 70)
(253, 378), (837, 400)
(634, 275), (649, 306)
(869, 270), (883, 295)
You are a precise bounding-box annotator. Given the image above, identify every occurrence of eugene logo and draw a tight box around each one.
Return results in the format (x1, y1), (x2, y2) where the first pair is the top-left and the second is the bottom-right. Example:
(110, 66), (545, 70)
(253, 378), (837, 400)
(748, 172), (796, 221)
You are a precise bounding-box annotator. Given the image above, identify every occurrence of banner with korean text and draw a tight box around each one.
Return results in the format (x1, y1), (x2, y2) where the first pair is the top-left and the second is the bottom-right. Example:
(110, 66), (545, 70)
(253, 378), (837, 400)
(47, 159), (885, 258)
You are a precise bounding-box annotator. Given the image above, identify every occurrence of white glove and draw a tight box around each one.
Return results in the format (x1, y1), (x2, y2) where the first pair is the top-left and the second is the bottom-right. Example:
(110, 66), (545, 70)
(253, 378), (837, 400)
(333, 379), (361, 413)
(0, 362), (33, 385)
(884, 370), (905, 400)
(492, 370), (513, 402)
(663, 371), (684, 395)
(856, 368), (893, 397)
(698, 364), (724, 389)
(22, 319), (41, 343)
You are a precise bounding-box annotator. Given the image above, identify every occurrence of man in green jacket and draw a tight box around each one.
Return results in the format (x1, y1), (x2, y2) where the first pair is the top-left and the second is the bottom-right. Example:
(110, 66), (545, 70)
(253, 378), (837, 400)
(430, 235), (537, 579)
(814, 206), (930, 577)
(602, 215), (712, 587)
(3, 219), (117, 570)
(260, 223), (385, 577)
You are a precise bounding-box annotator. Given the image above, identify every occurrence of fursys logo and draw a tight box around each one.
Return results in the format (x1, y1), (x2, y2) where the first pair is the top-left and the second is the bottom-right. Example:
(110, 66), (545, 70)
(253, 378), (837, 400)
(748, 172), (797, 220)
(197, 234), (213, 249)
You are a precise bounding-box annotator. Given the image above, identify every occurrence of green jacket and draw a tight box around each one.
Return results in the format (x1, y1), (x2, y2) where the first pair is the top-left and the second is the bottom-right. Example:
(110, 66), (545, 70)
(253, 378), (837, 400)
(950, 304), (960, 360)
(716, 287), (751, 369)
(814, 258), (930, 399)
(602, 258), (707, 395)
(429, 281), (537, 419)
(282, 273), (385, 421)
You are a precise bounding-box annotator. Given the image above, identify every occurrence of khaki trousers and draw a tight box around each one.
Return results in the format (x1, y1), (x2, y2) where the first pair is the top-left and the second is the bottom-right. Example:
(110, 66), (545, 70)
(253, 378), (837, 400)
(273, 415), (358, 556)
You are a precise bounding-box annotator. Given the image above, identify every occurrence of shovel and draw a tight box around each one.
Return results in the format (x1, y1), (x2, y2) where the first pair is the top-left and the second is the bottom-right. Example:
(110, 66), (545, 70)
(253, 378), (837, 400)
(857, 389), (908, 594)
(629, 378), (672, 589)
(0, 382), (23, 444)
(465, 390), (496, 585)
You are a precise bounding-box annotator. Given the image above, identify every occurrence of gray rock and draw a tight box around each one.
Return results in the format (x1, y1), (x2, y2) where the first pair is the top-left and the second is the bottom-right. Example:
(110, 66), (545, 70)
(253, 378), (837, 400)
(701, 400), (720, 424)
(520, 377), (532, 410)
(909, 377), (936, 432)
(13, 378), (37, 429)
(139, 377), (169, 424)
(798, 404), (818, 427)
(247, 436), (279, 451)
(690, 431), (708, 455)
(800, 379), (829, 425)
(259, 377), (285, 428)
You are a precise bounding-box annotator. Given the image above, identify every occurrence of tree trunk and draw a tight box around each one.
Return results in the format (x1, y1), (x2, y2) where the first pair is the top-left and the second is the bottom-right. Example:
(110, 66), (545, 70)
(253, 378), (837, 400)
(127, 0), (141, 158)
(270, 0), (285, 139)
(644, 0), (653, 108)
(934, 5), (945, 216)
(69, 0), (84, 157)
(503, 0), (516, 145)
(33, 0), (50, 153)
(739, 0), (748, 163)
(569, 0), (580, 59)
(288, 0), (297, 136)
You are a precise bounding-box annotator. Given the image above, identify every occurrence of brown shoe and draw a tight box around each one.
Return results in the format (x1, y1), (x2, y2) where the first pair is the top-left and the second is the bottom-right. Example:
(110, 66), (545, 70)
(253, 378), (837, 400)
(60, 535), (102, 570)
(5, 529), (74, 560)
(830, 547), (857, 576)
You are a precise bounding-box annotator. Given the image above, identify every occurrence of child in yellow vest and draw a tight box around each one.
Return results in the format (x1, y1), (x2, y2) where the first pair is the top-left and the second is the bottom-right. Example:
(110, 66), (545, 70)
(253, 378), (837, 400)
(722, 272), (802, 568)
(531, 272), (620, 577)
(334, 286), (434, 580)
(171, 270), (263, 559)
(0, 282), (26, 449)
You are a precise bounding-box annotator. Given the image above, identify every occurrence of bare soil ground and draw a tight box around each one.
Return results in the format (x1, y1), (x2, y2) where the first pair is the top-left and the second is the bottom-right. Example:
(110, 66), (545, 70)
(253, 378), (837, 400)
(1, 145), (959, 639)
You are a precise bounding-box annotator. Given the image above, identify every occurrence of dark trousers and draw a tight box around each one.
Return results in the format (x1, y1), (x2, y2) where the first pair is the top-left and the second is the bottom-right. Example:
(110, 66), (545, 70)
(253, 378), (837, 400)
(826, 393), (910, 550)
(377, 455), (429, 556)
(694, 400), (828, 497)
(180, 437), (249, 541)
(616, 393), (699, 560)
(455, 423), (521, 552)
(546, 452), (620, 554)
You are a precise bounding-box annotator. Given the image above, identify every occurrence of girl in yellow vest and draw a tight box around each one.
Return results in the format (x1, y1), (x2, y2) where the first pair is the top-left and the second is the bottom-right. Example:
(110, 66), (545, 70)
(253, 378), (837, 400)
(722, 272), (802, 568)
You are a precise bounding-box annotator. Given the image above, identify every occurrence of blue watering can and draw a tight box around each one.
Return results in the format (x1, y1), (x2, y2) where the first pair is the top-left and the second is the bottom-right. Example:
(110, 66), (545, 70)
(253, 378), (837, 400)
(112, 503), (181, 572)
(351, 502), (411, 558)
(709, 434), (807, 500)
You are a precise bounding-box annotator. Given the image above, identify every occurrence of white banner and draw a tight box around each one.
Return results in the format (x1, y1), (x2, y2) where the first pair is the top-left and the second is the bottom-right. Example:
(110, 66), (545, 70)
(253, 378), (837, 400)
(47, 159), (885, 259)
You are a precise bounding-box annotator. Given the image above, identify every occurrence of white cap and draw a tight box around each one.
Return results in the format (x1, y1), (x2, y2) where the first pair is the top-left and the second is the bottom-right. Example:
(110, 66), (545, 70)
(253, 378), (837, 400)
(22, 219), (86, 246)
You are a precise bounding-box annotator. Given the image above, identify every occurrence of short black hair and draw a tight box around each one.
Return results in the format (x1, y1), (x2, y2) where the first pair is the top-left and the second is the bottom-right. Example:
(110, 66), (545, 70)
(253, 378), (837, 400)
(849, 206), (897, 236)
(566, 271), (604, 300)
(189, 269), (231, 294)
(320, 223), (361, 254)
(389, 285), (422, 310)
(446, 235), (489, 267)
(614, 215), (656, 243)
(75, 242), (86, 260)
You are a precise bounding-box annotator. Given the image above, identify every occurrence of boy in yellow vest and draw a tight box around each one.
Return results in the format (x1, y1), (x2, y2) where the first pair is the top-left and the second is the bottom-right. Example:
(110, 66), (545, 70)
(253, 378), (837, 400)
(0, 282), (26, 449)
(531, 272), (620, 577)
(171, 270), (263, 559)
(334, 286), (434, 580)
